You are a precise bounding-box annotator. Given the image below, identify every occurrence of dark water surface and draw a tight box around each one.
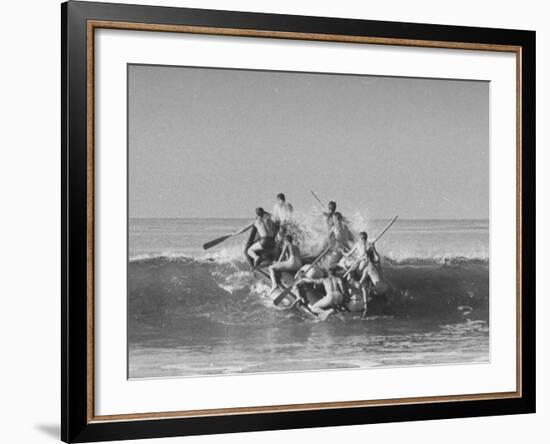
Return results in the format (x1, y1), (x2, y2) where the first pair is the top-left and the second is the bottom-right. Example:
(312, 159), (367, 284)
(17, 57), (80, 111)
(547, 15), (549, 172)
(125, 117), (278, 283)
(128, 218), (489, 378)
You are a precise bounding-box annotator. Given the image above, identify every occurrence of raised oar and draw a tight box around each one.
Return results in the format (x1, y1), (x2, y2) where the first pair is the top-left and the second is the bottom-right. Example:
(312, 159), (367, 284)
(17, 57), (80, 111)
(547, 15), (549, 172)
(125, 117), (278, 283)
(273, 242), (334, 306)
(373, 215), (399, 244)
(310, 190), (325, 209)
(202, 223), (253, 250)
(343, 215), (399, 278)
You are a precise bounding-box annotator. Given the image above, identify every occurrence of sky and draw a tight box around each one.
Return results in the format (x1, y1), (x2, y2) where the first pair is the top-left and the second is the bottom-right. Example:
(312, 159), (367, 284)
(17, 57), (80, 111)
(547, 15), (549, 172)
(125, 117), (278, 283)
(128, 64), (489, 219)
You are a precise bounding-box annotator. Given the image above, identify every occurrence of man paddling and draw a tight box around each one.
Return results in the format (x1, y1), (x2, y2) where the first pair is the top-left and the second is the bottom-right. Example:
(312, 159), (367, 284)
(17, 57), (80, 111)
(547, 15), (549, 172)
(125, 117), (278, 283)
(247, 207), (277, 267)
(344, 231), (380, 313)
(345, 232), (380, 282)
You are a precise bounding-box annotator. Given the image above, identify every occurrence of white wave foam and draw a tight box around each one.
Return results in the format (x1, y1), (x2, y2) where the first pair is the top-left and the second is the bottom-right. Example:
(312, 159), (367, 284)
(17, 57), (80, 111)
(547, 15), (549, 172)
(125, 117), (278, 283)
(129, 252), (193, 262)
(199, 244), (245, 264)
(383, 249), (488, 264)
(214, 271), (251, 293)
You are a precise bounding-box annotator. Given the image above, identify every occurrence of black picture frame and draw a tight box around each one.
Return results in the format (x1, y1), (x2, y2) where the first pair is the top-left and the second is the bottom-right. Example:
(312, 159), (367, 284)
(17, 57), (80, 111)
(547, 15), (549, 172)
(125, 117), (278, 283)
(62, 1), (536, 442)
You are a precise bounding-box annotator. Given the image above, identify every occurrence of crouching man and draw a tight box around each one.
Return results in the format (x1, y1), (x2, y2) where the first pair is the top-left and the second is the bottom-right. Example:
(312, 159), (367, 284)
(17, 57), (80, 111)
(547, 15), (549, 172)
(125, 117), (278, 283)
(299, 266), (346, 320)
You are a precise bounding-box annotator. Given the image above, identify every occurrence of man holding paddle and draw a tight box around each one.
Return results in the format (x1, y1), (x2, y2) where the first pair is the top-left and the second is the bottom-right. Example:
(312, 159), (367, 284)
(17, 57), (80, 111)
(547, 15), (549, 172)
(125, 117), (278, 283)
(344, 231), (380, 316)
(318, 200), (354, 259)
(246, 207), (277, 268)
(203, 207), (277, 268)
(342, 217), (398, 317)
(345, 231), (380, 285)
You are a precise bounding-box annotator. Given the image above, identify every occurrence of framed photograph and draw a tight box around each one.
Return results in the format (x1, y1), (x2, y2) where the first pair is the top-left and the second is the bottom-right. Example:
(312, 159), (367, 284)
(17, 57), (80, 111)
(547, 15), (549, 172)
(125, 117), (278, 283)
(62, 1), (535, 442)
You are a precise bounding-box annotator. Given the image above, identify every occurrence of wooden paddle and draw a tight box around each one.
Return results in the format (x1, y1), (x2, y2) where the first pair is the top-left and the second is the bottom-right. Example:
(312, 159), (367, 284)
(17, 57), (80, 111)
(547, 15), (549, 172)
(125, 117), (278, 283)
(202, 223), (253, 250)
(273, 242), (334, 306)
(373, 215), (399, 244)
(343, 215), (399, 278)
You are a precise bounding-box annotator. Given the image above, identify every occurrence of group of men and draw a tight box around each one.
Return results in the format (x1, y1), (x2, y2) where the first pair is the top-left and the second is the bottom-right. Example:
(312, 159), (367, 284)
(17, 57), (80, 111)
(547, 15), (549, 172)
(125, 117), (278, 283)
(243, 193), (384, 319)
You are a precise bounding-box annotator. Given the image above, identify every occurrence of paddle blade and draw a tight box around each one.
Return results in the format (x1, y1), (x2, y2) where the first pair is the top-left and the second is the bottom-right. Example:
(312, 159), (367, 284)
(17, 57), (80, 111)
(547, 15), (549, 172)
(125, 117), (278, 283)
(203, 234), (232, 250)
(373, 215), (399, 244)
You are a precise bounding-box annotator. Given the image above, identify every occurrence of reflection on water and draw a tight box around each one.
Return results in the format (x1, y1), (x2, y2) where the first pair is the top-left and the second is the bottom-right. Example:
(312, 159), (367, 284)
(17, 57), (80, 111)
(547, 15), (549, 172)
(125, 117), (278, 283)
(129, 317), (489, 378)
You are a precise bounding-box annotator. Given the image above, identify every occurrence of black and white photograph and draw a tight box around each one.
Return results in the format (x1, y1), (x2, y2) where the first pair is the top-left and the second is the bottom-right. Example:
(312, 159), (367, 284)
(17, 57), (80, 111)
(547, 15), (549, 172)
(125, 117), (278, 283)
(0, 0), (543, 442)
(128, 64), (490, 379)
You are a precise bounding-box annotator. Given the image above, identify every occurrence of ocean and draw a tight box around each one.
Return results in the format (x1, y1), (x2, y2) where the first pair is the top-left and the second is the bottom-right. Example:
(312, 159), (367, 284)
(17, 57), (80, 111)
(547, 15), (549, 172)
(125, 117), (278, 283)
(128, 216), (489, 378)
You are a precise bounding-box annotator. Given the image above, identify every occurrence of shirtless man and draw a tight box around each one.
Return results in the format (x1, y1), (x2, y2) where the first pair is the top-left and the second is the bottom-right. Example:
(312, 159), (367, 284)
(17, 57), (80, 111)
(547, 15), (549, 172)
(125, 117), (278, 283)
(268, 234), (302, 291)
(272, 193), (294, 224)
(321, 201), (339, 256)
(345, 232), (380, 284)
(247, 207), (276, 267)
(330, 212), (354, 250)
(344, 232), (382, 316)
(361, 255), (389, 317)
(300, 266), (346, 320)
(321, 201), (352, 243)
(323, 201), (338, 230)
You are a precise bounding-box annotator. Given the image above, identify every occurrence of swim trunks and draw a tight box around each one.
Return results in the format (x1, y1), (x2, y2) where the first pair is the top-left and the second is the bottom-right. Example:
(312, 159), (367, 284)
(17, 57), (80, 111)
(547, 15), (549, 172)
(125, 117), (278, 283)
(260, 237), (275, 249)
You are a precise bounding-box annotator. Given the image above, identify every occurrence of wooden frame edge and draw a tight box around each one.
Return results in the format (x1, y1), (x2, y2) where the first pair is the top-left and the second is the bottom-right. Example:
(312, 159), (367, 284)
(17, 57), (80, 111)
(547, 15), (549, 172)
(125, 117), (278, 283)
(516, 46), (523, 398)
(84, 18), (525, 426)
(90, 391), (520, 423)
(86, 19), (95, 424)
(89, 19), (522, 52)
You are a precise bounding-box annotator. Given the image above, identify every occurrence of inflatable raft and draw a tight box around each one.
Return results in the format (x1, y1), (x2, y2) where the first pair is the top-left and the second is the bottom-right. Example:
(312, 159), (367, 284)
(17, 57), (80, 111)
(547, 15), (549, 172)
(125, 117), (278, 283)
(244, 221), (392, 319)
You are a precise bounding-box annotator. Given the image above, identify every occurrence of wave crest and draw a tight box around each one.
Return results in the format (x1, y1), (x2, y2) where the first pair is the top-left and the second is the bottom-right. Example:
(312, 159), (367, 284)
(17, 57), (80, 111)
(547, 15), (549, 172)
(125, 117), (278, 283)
(128, 254), (489, 329)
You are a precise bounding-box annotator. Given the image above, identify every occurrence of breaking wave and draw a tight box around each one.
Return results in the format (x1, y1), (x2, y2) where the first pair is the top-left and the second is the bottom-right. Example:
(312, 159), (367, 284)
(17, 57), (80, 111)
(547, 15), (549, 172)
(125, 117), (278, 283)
(128, 213), (489, 335)
(130, 250), (488, 266)
(128, 254), (489, 331)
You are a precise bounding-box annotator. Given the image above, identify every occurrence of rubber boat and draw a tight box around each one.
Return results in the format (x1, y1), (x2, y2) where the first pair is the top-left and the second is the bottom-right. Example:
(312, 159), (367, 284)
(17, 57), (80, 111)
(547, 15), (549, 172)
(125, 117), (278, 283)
(245, 227), (392, 319)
